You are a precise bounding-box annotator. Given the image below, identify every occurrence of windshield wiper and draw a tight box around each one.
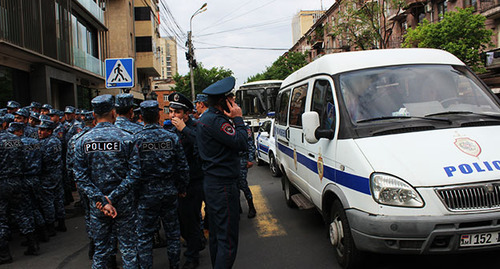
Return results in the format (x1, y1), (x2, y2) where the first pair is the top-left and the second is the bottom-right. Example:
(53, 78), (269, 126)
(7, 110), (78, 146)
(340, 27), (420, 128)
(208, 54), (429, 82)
(357, 116), (451, 124)
(425, 111), (500, 119)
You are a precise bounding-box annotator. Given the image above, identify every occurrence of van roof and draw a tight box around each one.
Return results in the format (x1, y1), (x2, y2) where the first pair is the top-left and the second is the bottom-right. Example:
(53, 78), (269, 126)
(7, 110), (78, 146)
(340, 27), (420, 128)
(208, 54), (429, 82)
(239, 80), (283, 89)
(281, 48), (465, 88)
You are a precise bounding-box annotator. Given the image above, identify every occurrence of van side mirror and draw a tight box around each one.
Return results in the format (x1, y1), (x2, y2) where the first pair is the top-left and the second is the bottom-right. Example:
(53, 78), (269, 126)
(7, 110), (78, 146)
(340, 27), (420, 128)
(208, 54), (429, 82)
(302, 112), (320, 143)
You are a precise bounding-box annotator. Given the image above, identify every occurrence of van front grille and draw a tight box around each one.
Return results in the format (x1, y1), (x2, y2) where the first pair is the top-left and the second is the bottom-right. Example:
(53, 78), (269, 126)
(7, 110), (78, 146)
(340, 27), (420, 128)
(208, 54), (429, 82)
(435, 182), (500, 211)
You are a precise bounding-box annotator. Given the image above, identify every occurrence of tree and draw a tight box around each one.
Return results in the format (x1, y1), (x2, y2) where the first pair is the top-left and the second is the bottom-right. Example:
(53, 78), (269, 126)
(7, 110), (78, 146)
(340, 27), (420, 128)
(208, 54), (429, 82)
(247, 52), (308, 82)
(171, 62), (233, 98)
(331, 0), (407, 50)
(402, 7), (493, 72)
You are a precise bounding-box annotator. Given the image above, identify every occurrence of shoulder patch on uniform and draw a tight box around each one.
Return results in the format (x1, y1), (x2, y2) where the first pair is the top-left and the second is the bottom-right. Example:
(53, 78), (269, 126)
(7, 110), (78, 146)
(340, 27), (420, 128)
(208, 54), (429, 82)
(221, 123), (235, 135)
(2, 140), (22, 148)
(84, 141), (121, 153)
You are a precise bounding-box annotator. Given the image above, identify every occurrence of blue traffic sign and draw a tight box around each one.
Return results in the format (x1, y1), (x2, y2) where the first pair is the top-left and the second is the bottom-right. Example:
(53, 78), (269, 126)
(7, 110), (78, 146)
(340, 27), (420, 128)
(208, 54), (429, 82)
(105, 58), (134, 89)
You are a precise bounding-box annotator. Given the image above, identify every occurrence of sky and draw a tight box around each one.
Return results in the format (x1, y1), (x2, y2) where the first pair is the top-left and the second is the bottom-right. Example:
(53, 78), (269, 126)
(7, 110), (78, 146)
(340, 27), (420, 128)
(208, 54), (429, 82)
(161, 0), (336, 88)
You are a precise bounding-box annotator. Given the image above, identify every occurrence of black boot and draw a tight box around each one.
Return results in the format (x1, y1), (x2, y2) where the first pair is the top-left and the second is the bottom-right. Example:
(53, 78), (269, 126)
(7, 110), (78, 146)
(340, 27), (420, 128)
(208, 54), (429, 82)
(0, 244), (12, 265)
(24, 232), (39, 256)
(47, 223), (56, 237)
(56, 218), (67, 232)
(247, 199), (256, 219)
(106, 255), (117, 269)
(37, 225), (49, 242)
(88, 239), (94, 260)
(153, 231), (167, 248)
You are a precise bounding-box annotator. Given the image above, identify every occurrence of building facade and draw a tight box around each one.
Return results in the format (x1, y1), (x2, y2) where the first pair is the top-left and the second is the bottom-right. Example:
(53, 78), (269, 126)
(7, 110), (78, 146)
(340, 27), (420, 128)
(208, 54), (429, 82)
(289, 0), (500, 87)
(158, 36), (177, 79)
(0, 0), (107, 109)
(291, 10), (325, 45)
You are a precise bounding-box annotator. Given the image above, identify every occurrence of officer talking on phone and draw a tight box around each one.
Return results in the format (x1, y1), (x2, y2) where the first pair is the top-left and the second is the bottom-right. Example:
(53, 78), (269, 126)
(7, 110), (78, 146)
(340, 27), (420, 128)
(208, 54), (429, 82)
(196, 77), (248, 269)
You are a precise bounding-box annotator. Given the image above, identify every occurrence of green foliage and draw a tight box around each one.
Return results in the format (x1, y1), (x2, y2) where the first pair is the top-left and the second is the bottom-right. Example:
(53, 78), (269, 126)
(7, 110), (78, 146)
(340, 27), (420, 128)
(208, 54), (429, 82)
(402, 7), (493, 72)
(331, 0), (406, 50)
(171, 62), (233, 98)
(247, 52), (308, 82)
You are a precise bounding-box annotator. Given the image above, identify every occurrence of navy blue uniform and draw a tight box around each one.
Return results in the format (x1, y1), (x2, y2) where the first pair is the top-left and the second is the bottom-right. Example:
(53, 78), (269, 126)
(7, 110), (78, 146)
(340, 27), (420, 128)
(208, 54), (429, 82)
(135, 123), (189, 269)
(39, 134), (63, 225)
(74, 122), (140, 269)
(115, 116), (142, 134)
(171, 117), (205, 265)
(196, 107), (247, 268)
(238, 125), (255, 201)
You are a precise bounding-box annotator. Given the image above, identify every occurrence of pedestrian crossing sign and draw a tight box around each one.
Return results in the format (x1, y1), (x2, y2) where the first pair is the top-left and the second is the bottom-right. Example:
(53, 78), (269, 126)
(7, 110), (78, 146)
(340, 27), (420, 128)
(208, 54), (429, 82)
(105, 58), (134, 89)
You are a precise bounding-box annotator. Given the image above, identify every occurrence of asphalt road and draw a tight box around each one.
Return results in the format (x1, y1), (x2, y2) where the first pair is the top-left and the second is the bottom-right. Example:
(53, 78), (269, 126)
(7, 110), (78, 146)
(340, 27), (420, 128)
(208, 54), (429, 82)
(2, 164), (498, 268)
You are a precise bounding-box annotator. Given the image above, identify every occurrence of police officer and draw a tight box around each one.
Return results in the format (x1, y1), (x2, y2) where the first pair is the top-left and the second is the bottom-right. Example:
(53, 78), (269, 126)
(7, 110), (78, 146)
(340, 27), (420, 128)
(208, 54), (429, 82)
(29, 112), (41, 127)
(8, 122), (44, 252)
(0, 117), (25, 264)
(194, 94), (209, 118)
(67, 112), (95, 259)
(14, 108), (38, 139)
(196, 77), (248, 268)
(30, 102), (42, 113)
(74, 94), (140, 269)
(40, 104), (52, 115)
(49, 109), (66, 142)
(115, 93), (142, 134)
(6, 101), (20, 115)
(135, 100), (189, 269)
(38, 119), (64, 236)
(168, 93), (204, 269)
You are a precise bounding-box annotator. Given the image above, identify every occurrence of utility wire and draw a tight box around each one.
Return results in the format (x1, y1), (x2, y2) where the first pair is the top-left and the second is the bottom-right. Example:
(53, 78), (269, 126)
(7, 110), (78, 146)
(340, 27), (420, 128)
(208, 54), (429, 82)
(197, 0), (254, 33)
(198, 0), (279, 34)
(195, 41), (287, 51)
(197, 16), (291, 37)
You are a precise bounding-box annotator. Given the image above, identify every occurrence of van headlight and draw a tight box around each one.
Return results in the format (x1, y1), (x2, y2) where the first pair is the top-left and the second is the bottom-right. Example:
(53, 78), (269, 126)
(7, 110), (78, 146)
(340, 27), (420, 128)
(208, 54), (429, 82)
(370, 173), (424, 207)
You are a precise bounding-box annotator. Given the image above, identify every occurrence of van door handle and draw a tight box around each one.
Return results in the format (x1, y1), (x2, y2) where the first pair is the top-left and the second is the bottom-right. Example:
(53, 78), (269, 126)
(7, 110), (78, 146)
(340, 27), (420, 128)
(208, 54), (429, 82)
(308, 153), (315, 158)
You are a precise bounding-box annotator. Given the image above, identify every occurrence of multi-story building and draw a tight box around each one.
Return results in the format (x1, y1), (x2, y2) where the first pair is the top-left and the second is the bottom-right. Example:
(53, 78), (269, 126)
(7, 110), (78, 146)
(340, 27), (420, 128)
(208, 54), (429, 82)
(291, 10), (325, 45)
(105, 0), (161, 101)
(152, 78), (175, 124)
(158, 36), (177, 79)
(0, 0), (107, 109)
(289, 0), (500, 87)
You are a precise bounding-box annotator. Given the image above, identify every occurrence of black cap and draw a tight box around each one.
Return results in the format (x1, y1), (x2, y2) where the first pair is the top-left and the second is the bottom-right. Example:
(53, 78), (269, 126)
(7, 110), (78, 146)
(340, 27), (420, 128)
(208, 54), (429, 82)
(30, 111), (40, 119)
(91, 95), (115, 115)
(39, 120), (55, 129)
(41, 104), (53, 110)
(8, 122), (24, 133)
(167, 93), (194, 111)
(30, 102), (41, 109)
(64, 106), (76, 114)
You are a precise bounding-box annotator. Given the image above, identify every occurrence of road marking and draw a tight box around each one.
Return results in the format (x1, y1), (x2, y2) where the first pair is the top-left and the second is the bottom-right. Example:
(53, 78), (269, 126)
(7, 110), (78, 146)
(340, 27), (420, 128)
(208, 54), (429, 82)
(250, 185), (287, 237)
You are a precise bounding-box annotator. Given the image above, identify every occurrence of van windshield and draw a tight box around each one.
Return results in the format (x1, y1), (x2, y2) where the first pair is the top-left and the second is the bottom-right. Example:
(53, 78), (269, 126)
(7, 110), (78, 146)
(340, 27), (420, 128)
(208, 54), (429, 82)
(339, 65), (500, 123)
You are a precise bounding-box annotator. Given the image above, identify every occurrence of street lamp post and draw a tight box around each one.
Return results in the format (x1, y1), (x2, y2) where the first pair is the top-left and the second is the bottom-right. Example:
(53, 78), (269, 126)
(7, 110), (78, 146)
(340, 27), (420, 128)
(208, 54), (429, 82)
(188, 3), (207, 101)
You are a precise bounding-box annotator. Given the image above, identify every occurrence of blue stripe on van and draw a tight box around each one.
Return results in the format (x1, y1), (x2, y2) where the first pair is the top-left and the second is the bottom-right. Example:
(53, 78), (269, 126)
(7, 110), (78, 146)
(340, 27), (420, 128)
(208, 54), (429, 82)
(277, 142), (371, 195)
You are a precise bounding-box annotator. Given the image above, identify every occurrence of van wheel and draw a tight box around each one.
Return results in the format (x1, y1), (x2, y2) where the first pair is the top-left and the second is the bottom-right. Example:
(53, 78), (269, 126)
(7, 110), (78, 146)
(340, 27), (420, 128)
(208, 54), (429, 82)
(269, 153), (282, 177)
(283, 175), (297, 208)
(329, 200), (363, 269)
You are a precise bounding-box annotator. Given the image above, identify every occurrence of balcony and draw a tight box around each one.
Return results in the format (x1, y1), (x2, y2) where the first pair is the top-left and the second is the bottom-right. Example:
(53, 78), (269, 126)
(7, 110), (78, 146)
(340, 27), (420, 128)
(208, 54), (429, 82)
(75, 0), (105, 25)
(73, 46), (104, 76)
(480, 0), (500, 18)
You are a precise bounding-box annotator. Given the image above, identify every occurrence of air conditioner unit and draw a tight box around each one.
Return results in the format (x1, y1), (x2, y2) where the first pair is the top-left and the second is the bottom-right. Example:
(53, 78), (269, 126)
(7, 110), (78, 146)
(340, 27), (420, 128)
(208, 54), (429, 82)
(425, 3), (432, 13)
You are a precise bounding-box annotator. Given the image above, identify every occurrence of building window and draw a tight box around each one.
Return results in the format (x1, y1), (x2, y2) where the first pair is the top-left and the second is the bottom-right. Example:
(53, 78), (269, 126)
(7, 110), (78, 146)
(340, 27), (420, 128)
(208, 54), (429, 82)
(136, 36), (152, 52)
(135, 7), (150, 21)
(163, 94), (168, 101)
(164, 106), (169, 114)
(438, 1), (447, 21)
(464, 0), (477, 10)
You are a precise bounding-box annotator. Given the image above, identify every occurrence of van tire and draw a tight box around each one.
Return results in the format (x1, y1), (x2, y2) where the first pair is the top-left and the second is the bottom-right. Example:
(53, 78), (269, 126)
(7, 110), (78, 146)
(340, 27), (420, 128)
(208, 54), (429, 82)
(329, 200), (363, 269)
(283, 175), (298, 208)
(269, 153), (282, 177)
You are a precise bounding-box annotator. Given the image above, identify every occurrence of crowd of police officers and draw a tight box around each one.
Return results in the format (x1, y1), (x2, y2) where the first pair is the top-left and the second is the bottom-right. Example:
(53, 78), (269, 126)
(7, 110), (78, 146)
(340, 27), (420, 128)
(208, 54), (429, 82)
(0, 76), (255, 269)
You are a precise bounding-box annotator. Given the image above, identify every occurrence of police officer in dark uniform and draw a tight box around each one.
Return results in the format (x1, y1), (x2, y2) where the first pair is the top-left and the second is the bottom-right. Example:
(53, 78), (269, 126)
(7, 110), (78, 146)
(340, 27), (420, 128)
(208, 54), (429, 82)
(14, 108), (38, 139)
(135, 100), (190, 269)
(29, 112), (41, 127)
(115, 93), (142, 134)
(30, 102), (42, 113)
(74, 95), (140, 269)
(40, 104), (52, 116)
(168, 93), (204, 269)
(38, 119), (63, 236)
(6, 101), (20, 115)
(196, 77), (248, 269)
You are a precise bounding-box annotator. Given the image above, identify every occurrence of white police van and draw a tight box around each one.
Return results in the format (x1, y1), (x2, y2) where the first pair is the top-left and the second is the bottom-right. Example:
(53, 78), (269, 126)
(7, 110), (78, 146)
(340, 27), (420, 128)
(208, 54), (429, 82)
(255, 116), (282, 177)
(274, 48), (500, 268)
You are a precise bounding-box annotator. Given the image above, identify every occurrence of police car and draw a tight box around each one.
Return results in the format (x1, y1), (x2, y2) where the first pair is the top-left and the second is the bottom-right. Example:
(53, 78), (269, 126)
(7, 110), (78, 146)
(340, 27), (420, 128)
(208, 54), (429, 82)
(255, 116), (282, 177)
(274, 48), (500, 268)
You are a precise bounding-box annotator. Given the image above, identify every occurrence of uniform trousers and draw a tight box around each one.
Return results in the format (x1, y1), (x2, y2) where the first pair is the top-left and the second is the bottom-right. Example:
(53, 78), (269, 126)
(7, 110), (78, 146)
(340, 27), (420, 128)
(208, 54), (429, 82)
(179, 179), (204, 263)
(91, 193), (137, 269)
(137, 182), (180, 269)
(204, 176), (240, 269)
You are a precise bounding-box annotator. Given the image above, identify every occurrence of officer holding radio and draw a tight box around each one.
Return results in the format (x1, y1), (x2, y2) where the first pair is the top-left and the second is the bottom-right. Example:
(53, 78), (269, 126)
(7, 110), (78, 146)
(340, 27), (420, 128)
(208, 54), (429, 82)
(196, 76), (248, 269)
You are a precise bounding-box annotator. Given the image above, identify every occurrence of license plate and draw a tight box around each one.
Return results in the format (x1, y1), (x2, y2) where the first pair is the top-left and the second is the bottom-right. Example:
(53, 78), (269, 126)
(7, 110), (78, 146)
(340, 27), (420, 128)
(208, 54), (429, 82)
(460, 231), (500, 247)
